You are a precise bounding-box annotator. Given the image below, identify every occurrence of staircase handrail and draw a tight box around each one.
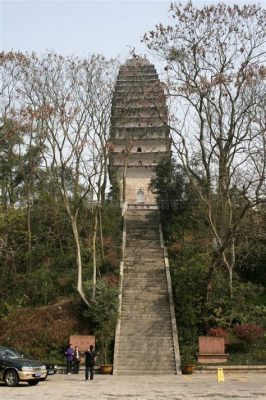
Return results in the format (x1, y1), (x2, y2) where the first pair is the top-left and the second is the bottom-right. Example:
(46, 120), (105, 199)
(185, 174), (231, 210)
(113, 206), (127, 374)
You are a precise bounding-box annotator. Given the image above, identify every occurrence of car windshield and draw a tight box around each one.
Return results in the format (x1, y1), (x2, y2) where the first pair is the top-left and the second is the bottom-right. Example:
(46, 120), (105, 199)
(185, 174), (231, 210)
(1, 348), (22, 359)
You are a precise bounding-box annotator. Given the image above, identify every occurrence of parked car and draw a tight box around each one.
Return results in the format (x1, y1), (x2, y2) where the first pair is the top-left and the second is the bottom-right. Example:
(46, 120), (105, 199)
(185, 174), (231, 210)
(17, 351), (58, 380)
(41, 362), (58, 380)
(0, 346), (47, 386)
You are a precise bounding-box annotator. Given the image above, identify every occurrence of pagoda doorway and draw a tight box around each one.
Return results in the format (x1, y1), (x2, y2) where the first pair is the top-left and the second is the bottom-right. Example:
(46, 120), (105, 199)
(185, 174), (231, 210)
(136, 188), (145, 204)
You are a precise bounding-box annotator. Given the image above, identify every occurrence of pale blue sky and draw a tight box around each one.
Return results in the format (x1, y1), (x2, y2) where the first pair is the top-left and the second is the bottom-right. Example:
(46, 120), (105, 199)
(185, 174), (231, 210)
(1, 0), (264, 62)
(1, 0), (171, 60)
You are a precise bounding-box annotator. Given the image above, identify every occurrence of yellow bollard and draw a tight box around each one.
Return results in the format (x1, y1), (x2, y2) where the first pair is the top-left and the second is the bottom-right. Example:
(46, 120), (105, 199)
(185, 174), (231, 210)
(217, 368), (224, 382)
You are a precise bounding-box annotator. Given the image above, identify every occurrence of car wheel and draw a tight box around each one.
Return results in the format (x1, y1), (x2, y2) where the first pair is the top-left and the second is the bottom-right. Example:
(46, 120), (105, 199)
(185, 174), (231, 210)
(4, 370), (19, 387)
(28, 380), (39, 385)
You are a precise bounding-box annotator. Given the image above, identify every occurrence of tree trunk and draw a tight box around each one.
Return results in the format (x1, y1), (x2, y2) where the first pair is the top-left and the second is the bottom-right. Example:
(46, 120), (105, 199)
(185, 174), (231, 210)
(71, 214), (90, 306)
(27, 199), (32, 272)
(92, 207), (98, 302)
(98, 205), (104, 261)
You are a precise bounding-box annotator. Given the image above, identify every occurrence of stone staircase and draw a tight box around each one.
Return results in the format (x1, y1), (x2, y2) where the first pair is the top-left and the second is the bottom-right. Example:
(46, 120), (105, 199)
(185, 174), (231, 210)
(113, 208), (180, 375)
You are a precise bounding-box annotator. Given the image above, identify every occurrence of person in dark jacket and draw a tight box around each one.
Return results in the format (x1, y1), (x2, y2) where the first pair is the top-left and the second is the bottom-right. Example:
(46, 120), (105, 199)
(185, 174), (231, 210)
(85, 345), (96, 380)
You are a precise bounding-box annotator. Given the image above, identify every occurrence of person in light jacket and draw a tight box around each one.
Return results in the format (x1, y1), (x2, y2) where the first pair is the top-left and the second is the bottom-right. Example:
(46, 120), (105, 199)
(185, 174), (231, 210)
(73, 345), (81, 374)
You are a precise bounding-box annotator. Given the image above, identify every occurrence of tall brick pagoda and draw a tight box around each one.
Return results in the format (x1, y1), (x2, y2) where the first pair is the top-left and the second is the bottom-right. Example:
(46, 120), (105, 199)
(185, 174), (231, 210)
(109, 57), (171, 205)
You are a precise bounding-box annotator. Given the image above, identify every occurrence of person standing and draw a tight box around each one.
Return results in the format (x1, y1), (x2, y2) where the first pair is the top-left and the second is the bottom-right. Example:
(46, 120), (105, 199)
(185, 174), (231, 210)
(65, 343), (74, 375)
(73, 345), (81, 374)
(85, 345), (96, 381)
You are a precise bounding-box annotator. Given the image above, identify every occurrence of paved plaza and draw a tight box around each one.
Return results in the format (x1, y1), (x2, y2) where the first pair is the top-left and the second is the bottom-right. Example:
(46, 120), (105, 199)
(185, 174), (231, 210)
(0, 372), (265, 400)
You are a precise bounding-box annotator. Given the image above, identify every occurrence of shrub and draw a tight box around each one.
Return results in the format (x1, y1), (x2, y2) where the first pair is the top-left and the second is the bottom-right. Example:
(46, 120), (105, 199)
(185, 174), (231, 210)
(208, 327), (230, 339)
(233, 324), (264, 343)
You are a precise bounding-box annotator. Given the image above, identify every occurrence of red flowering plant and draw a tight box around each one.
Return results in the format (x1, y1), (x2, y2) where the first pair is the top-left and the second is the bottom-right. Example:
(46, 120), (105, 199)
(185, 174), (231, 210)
(208, 327), (230, 345)
(233, 324), (264, 344)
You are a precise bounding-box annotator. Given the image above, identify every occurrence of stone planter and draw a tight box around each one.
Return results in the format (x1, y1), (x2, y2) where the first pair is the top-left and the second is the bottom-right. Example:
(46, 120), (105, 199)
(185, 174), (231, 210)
(181, 364), (195, 374)
(99, 365), (113, 374)
(197, 336), (229, 363)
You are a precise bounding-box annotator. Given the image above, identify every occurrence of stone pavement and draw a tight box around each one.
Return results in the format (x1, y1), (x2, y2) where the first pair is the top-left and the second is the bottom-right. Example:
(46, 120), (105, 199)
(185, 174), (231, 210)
(0, 373), (265, 400)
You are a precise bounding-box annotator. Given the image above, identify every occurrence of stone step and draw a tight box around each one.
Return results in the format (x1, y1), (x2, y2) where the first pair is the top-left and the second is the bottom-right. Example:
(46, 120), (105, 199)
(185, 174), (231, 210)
(126, 242), (160, 247)
(120, 318), (171, 325)
(117, 366), (176, 371)
(121, 297), (169, 303)
(117, 361), (176, 368)
(123, 275), (167, 281)
(123, 273), (167, 278)
(120, 309), (170, 316)
(124, 260), (165, 265)
(126, 221), (158, 225)
(122, 287), (168, 293)
(119, 322), (172, 329)
(121, 310), (170, 315)
(122, 291), (168, 297)
(119, 328), (173, 335)
(123, 274), (166, 279)
(126, 235), (160, 240)
(126, 236), (160, 242)
(123, 270), (165, 275)
(121, 306), (170, 311)
(118, 341), (174, 349)
(121, 309), (170, 315)
(121, 301), (169, 307)
(126, 226), (159, 231)
(122, 279), (167, 284)
(125, 249), (163, 255)
(126, 218), (158, 223)
(117, 351), (175, 359)
(121, 311), (170, 317)
(124, 262), (164, 265)
(123, 264), (165, 269)
(123, 271), (166, 276)
(117, 370), (176, 375)
(120, 327), (173, 334)
(126, 210), (157, 215)
(118, 360), (175, 367)
(120, 318), (171, 324)
(118, 333), (173, 338)
(122, 284), (168, 290)
(119, 340), (174, 352)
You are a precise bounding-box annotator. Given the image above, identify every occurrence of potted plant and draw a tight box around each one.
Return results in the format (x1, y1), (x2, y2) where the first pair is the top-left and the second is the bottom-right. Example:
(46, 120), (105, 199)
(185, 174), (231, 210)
(98, 326), (115, 374)
(180, 354), (196, 374)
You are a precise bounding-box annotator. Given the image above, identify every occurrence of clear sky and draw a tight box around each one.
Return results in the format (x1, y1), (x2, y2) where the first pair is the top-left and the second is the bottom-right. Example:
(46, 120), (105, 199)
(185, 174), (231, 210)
(1, 0), (264, 63)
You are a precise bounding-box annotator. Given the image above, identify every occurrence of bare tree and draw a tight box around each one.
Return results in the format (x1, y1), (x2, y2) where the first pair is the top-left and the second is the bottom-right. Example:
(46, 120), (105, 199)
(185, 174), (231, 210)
(16, 52), (117, 303)
(143, 2), (266, 296)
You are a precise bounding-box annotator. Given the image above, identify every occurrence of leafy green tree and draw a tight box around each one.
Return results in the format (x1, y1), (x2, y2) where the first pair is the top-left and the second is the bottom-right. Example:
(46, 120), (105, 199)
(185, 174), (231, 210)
(83, 279), (118, 364)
